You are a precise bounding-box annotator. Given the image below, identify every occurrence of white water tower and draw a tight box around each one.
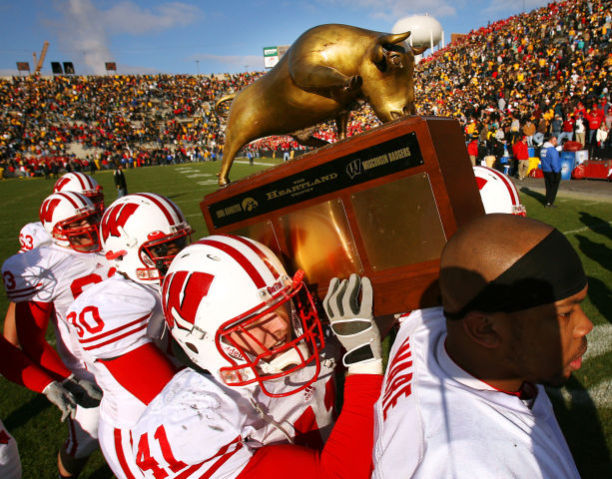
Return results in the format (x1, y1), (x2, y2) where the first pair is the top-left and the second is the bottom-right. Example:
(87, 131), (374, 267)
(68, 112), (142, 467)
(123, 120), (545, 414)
(392, 14), (444, 56)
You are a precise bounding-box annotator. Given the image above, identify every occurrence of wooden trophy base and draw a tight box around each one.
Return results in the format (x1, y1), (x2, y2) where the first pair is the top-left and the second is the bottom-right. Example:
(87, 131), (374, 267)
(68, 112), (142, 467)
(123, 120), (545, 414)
(200, 116), (484, 318)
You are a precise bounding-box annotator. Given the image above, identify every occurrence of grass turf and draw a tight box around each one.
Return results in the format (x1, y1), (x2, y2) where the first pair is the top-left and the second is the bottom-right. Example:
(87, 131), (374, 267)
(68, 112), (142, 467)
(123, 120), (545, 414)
(0, 160), (610, 477)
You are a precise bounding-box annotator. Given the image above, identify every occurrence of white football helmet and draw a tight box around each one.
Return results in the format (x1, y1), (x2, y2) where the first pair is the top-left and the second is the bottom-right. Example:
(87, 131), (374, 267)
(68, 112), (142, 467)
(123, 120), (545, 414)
(473, 166), (526, 216)
(100, 193), (192, 283)
(162, 235), (325, 398)
(19, 221), (52, 253)
(53, 172), (104, 214)
(39, 192), (101, 252)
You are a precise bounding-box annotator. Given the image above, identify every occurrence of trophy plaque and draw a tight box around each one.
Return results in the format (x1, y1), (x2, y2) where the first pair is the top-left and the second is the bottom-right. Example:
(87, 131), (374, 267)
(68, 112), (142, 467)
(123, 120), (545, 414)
(200, 116), (484, 317)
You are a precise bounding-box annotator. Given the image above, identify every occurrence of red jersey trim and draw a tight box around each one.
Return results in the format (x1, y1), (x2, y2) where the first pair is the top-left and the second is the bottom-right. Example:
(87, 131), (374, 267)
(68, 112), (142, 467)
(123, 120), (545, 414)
(78, 312), (151, 345)
(81, 323), (148, 352)
(114, 428), (137, 479)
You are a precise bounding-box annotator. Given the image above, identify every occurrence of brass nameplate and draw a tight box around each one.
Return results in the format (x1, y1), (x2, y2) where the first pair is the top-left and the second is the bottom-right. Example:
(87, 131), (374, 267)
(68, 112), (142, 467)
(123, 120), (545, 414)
(209, 132), (423, 228)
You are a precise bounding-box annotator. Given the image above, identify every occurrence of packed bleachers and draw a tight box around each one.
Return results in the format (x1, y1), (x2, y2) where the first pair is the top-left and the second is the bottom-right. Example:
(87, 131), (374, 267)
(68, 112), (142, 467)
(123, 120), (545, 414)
(415, 0), (611, 162)
(0, 0), (609, 179)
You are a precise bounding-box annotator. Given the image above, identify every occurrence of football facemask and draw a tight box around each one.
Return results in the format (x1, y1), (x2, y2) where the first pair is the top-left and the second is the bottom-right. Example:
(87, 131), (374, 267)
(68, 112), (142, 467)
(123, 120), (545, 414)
(138, 230), (192, 281)
(56, 212), (102, 253)
(215, 270), (325, 397)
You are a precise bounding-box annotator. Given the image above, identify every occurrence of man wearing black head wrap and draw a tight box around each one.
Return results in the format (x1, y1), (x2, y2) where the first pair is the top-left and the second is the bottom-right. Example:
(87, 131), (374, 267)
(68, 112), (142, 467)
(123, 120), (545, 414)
(372, 214), (591, 478)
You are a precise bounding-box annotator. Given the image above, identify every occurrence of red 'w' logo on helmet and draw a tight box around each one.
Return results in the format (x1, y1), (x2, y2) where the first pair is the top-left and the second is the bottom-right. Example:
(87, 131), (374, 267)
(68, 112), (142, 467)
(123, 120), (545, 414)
(162, 271), (214, 330)
(40, 198), (62, 223)
(54, 177), (72, 191)
(101, 203), (139, 241)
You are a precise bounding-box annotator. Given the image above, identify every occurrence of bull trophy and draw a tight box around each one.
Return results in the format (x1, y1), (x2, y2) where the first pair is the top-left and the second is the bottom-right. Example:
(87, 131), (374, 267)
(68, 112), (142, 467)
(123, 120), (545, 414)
(215, 24), (426, 186)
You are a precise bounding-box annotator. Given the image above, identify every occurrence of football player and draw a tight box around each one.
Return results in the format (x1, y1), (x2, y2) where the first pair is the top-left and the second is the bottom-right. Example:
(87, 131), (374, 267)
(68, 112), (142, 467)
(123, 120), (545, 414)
(4, 172), (104, 346)
(1, 191), (113, 479)
(3, 222), (54, 346)
(53, 172), (105, 214)
(65, 193), (192, 479)
(11, 172), (103, 259)
(372, 215), (589, 478)
(130, 236), (382, 478)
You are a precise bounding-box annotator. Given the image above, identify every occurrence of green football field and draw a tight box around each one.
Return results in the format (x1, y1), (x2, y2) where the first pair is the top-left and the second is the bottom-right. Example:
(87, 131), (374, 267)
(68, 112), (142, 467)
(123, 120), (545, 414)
(0, 159), (610, 477)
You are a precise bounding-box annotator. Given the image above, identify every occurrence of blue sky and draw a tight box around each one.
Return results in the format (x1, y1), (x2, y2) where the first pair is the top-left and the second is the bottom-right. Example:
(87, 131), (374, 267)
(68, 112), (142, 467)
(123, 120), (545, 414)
(0, 0), (551, 76)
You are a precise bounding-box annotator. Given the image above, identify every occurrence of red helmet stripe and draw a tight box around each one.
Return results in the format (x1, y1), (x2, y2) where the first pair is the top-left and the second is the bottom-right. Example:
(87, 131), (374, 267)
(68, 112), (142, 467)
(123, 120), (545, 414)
(82, 173), (95, 190)
(73, 172), (88, 190)
(53, 176), (71, 192)
(198, 238), (266, 288)
(136, 193), (175, 224)
(153, 194), (183, 221)
(227, 235), (280, 279)
(489, 168), (520, 206)
(56, 192), (81, 209)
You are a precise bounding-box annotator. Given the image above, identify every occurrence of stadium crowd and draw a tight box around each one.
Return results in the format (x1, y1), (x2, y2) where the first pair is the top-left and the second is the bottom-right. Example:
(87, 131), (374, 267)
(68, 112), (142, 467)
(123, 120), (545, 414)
(416, 0), (611, 163)
(1, 0), (609, 180)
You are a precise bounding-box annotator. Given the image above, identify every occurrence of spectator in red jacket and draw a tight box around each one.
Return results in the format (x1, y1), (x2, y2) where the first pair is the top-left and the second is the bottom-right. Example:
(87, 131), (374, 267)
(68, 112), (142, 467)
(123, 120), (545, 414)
(585, 107), (603, 156)
(513, 135), (530, 180)
(467, 137), (479, 166)
(558, 116), (575, 144)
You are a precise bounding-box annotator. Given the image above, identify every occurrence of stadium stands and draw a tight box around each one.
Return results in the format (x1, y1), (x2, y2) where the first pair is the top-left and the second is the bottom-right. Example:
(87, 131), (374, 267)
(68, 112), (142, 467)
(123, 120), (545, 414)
(0, 0), (609, 179)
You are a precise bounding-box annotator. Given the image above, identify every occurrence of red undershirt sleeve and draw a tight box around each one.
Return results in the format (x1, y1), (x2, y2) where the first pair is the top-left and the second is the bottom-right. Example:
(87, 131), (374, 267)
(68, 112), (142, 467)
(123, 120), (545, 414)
(15, 301), (72, 380)
(0, 334), (57, 393)
(99, 342), (180, 405)
(237, 374), (383, 479)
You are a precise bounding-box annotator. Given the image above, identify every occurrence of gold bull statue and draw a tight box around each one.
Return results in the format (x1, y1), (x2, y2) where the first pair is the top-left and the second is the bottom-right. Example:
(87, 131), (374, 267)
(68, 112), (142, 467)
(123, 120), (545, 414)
(215, 24), (425, 186)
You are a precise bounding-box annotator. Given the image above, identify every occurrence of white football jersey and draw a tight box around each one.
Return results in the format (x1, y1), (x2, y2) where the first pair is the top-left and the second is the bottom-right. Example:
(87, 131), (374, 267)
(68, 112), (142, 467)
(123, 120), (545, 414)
(66, 274), (165, 426)
(0, 418), (21, 479)
(18, 221), (51, 253)
(372, 307), (580, 479)
(131, 343), (338, 478)
(2, 243), (114, 378)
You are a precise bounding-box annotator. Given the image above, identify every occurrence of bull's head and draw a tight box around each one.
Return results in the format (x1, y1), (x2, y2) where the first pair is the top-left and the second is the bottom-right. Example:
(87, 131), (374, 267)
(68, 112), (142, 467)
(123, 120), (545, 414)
(360, 31), (426, 121)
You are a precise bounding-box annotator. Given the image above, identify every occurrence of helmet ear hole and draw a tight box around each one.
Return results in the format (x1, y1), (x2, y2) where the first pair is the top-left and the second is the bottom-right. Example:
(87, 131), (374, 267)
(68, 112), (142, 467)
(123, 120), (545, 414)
(185, 342), (199, 354)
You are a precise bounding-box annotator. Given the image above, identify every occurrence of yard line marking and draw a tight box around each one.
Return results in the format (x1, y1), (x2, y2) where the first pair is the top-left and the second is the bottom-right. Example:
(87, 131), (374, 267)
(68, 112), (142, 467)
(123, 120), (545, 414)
(185, 173), (214, 178)
(583, 324), (612, 362)
(197, 180), (218, 186)
(548, 379), (612, 409)
(563, 220), (612, 236)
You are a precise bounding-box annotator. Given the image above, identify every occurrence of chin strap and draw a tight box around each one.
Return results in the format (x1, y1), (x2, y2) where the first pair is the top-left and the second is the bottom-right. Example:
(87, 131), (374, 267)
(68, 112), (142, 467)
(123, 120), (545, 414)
(258, 343), (308, 375)
(248, 397), (295, 444)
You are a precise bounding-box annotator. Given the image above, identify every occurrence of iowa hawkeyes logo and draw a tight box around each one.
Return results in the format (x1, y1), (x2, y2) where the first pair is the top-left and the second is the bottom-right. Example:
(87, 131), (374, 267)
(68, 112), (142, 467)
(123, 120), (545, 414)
(241, 197), (259, 212)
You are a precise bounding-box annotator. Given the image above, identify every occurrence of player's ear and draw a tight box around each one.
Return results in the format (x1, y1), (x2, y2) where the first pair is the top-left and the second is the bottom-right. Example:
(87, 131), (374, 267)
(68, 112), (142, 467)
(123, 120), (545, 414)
(462, 312), (502, 348)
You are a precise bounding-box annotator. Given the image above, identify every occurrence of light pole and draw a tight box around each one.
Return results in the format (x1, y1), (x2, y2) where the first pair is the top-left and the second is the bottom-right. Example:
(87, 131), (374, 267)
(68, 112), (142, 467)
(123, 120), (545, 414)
(195, 60), (200, 75)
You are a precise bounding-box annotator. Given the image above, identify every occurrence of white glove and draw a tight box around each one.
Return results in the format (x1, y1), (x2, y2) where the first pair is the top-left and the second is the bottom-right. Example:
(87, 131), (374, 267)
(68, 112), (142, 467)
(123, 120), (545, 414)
(42, 381), (77, 422)
(323, 274), (382, 375)
(62, 374), (102, 407)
